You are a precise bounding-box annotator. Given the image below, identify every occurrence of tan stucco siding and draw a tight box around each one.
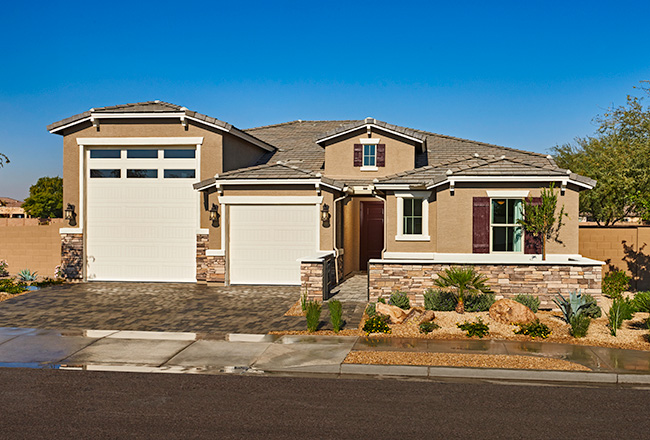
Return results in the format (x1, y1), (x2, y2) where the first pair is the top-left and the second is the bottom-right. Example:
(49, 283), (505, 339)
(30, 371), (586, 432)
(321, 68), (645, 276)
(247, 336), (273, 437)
(341, 196), (379, 275)
(222, 132), (268, 172)
(384, 191), (437, 253)
(323, 127), (419, 179)
(435, 182), (580, 254)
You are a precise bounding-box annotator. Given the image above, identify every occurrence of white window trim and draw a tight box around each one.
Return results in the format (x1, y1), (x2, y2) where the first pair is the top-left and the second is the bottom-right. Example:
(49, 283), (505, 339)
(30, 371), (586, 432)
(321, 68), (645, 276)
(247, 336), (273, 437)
(490, 198), (524, 254)
(395, 191), (431, 241)
(360, 138), (379, 169)
(360, 166), (378, 172)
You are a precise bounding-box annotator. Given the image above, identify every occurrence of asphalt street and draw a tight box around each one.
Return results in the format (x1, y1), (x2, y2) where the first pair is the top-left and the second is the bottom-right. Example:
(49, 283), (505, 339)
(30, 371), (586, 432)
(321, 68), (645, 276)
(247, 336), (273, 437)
(0, 369), (648, 439)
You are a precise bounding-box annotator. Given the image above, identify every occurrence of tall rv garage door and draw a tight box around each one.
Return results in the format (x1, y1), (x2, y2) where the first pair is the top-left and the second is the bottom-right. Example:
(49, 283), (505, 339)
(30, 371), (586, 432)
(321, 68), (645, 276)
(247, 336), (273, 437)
(86, 147), (198, 282)
(229, 204), (318, 285)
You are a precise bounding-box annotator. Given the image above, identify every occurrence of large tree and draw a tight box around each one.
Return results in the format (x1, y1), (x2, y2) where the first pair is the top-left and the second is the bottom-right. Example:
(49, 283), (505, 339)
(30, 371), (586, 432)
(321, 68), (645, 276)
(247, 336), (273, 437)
(0, 153), (8, 167)
(22, 176), (63, 218)
(551, 83), (650, 226)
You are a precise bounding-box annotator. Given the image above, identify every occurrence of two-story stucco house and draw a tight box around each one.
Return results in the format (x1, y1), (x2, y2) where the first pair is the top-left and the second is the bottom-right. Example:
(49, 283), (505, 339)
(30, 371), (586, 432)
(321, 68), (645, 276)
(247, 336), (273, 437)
(48, 101), (602, 307)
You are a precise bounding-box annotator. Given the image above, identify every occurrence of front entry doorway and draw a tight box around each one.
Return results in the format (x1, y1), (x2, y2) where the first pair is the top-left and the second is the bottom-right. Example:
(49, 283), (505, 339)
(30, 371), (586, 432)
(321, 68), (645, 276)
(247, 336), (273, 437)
(360, 201), (384, 271)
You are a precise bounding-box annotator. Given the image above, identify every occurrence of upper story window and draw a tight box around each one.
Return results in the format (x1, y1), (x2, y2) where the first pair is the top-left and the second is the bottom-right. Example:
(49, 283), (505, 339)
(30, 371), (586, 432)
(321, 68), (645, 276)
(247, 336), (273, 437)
(491, 199), (523, 252)
(363, 144), (376, 167)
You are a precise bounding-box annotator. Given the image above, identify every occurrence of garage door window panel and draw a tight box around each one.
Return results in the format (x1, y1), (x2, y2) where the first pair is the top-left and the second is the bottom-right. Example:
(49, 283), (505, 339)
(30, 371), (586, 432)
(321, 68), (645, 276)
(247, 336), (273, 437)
(90, 169), (121, 178)
(127, 169), (158, 178)
(164, 169), (195, 179)
(127, 149), (159, 159)
(164, 149), (195, 159)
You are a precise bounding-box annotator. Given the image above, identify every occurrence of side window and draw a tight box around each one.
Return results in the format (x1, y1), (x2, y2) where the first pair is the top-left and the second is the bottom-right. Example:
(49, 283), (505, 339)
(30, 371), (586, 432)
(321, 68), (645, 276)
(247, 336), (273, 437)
(403, 198), (423, 235)
(491, 199), (523, 252)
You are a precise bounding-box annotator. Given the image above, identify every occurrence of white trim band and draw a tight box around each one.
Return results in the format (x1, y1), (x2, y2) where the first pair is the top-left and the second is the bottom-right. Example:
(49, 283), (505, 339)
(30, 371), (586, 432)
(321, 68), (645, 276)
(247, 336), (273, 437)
(77, 137), (204, 146)
(486, 190), (530, 198)
(206, 249), (226, 257)
(217, 196), (324, 205)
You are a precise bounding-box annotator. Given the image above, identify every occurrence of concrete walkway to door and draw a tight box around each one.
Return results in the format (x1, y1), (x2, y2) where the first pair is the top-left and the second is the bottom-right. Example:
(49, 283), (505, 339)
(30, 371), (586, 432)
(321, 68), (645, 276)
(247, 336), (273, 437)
(0, 283), (306, 337)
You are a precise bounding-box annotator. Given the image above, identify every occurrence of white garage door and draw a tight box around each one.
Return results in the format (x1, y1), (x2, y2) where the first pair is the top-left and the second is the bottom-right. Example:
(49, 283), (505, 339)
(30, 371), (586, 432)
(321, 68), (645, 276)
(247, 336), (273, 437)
(229, 204), (318, 285)
(86, 147), (198, 282)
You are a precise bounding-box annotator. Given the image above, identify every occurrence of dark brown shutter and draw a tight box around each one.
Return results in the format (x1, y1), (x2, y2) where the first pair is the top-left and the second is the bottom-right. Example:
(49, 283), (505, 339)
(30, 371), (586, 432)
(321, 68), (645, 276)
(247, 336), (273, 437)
(472, 197), (490, 254)
(353, 144), (363, 167)
(524, 197), (543, 254)
(376, 144), (386, 167)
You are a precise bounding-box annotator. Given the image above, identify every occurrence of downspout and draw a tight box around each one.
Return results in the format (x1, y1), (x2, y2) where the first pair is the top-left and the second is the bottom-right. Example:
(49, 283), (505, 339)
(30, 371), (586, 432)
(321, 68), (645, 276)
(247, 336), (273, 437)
(332, 186), (350, 284)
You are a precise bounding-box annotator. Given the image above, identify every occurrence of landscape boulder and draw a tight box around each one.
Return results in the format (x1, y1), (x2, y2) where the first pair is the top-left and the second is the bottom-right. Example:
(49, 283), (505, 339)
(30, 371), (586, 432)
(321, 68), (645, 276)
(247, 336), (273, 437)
(489, 298), (536, 324)
(376, 302), (409, 324)
(418, 310), (436, 323)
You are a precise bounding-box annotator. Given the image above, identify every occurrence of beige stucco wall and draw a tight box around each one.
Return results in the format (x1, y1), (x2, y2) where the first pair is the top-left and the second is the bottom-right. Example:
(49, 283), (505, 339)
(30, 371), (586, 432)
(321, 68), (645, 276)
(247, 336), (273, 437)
(0, 219), (65, 277)
(322, 127), (419, 179)
(222, 132), (268, 172)
(435, 182), (580, 254)
(341, 196), (379, 275)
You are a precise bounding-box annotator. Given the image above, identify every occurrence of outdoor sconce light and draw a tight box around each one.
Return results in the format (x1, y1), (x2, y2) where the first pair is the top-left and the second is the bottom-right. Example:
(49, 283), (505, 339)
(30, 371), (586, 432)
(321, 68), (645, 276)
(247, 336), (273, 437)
(64, 203), (76, 226)
(209, 203), (219, 225)
(321, 204), (331, 226)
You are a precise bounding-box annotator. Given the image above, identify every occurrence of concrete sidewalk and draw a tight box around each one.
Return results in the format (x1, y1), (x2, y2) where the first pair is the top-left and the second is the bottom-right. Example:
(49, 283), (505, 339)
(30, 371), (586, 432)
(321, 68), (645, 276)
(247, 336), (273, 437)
(0, 327), (649, 385)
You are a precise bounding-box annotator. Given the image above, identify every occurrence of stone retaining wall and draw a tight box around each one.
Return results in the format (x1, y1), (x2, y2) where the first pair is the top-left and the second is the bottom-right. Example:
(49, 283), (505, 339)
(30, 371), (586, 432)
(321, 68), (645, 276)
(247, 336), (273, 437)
(300, 255), (337, 302)
(61, 233), (83, 280)
(369, 262), (602, 310)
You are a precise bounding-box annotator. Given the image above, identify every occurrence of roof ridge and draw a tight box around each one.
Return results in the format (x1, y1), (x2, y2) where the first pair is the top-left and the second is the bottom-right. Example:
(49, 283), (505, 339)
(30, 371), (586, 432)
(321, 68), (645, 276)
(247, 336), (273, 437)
(93, 100), (184, 111)
(420, 129), (549, 159)
(245, 120), (361, 131)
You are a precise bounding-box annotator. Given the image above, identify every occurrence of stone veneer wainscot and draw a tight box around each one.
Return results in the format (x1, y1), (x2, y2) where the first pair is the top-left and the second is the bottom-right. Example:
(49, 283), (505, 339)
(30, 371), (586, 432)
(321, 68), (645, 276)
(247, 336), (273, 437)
(196, 234), (226, 284)
(369, 262), (602, 310)
(61, 233), (83, 280)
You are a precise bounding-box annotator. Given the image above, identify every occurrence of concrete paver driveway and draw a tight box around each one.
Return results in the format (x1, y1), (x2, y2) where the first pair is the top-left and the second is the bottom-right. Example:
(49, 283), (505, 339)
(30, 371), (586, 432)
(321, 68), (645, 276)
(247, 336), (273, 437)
(0, 283), (305, 335)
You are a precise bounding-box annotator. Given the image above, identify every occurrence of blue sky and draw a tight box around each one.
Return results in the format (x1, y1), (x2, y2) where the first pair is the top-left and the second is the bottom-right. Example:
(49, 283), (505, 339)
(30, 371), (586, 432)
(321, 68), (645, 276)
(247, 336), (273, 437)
(1, 0), (649, 199)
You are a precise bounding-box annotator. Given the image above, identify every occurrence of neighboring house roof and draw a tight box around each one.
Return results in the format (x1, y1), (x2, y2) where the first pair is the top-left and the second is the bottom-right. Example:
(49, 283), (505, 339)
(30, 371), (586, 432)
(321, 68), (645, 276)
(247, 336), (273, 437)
(0, 197), (23, 208)
(47, 101), (276, 152)
(193, 162), (345, 191)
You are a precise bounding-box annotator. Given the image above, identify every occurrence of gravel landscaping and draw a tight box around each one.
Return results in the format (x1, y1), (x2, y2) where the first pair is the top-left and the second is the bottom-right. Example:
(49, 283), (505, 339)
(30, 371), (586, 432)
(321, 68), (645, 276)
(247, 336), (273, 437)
(344, 351), (591, 371)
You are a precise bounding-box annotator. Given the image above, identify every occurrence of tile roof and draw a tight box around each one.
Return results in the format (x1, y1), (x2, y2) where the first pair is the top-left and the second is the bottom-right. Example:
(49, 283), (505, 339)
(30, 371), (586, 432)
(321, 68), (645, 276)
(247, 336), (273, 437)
(0, 197), (23, 208)
(315, 117), (428, 143)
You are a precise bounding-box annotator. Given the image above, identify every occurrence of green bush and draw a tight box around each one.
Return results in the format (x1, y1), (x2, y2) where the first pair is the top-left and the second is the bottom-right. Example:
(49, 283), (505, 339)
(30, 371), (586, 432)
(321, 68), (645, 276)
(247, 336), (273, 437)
(602, 270), (630, 298)
(464, 292), (496, 312)
(514, 294), (540, 313)
(0, 279), (27, 295)
(305, 301), (322, 332)
(328, 300), (343, 333)
(362, 314), (391, 335)
(365, 303), (377, 317)
(514, 320), (551, 339)
(569, 314), (591, 338)
(582, 294), (602, 319)
(457, 317), (490, 338)
(632, 291), (650, 313)
(607, 297), (636, 336)
(32, 278), (65, 288)
(419, 321), (440, 334)
(389, 291), (410, 310)
(378, 297), (386, 304)
(423, 289), (456, 311)
(300, 290), (308, 311)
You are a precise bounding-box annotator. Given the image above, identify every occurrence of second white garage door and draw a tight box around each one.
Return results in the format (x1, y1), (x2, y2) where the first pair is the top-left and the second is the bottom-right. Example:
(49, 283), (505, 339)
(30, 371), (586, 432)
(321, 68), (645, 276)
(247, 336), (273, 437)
(229, 204), (318, 285)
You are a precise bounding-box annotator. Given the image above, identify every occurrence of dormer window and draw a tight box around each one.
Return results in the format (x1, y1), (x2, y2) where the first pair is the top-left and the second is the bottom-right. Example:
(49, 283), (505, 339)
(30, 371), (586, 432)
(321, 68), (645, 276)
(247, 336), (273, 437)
(363, 144), (376, 167)
(354, 139), (385, 171)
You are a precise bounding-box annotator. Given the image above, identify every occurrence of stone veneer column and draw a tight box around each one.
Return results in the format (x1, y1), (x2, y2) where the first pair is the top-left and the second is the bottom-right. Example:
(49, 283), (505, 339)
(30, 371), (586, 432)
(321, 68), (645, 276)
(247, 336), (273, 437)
(301, 262), (324, 302)
(368, 262), (602, 310)
(196, 234), (226, 285)
(61, 233), (83, 281)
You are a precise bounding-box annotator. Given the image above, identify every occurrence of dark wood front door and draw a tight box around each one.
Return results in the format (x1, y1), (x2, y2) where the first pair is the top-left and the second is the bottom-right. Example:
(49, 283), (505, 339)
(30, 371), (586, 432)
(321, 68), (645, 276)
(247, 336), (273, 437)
(360, 201), (384, 271)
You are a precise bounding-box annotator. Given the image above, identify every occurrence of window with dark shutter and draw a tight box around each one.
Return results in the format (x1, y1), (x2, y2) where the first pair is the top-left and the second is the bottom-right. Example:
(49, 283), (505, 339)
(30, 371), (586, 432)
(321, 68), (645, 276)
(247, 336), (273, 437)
(472, 197), (490, 253)
(353, 144), (363, 167)
(524, 197), (543, 254)
(376, 144), (386, 167)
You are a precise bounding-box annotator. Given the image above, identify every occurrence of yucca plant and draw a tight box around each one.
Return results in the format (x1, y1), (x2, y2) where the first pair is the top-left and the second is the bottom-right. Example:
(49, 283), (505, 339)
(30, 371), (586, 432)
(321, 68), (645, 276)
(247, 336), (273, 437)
(434, 266), (492, 314)
(17, 269), (38, 282)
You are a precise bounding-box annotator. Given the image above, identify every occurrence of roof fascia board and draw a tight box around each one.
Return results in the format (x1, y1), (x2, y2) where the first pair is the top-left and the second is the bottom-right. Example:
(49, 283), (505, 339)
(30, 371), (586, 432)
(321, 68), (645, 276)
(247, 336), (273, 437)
(209, 178), (343, 191)
(425, 175), (594, 190)
(183, 115), (275, 152)
(49, 117), (92, 133)
(316, 123), (425, 145)
(77, 137), (204, 146)
(373, 183), (418, 190)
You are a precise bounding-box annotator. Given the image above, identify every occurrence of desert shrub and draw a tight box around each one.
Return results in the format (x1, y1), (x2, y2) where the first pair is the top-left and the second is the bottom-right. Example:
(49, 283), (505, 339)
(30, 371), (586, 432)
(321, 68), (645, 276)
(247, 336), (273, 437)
(17, 269), (37, 282)
(32, 278), (65, 288)
(569, 314), (591, 338)
(389, 291), (410, 310)
(378, 297), (386, 304)
(553, 291), (600, 323)
(419, 321), (440, 334)
(423, 289), (456, 311)
(0, 279), (27, 294)
(464, 292), (496, 312)
(607, 297), (636, 336)
(514, 294), (540, 313)
(300, 290), (308, 311)
(457, 317), (490, 338)
(362, 314), (391, 335)
(602, 270), (630, 299)
(305, 301), (322, 332)
(0, 259), (8, 277)
(365, 303), (377, 317)
(514, 320), (551, 339)
(328, 300), (343, 333)
(434, 266), (492, 313)
(632, 291), (650, 313)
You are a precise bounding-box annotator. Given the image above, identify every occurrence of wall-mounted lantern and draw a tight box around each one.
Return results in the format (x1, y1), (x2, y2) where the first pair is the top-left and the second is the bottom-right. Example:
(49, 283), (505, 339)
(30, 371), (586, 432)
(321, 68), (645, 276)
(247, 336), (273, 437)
(209, 203), (219, 226)
(64, 203), (76, 226)
(321, 203), (331, 226)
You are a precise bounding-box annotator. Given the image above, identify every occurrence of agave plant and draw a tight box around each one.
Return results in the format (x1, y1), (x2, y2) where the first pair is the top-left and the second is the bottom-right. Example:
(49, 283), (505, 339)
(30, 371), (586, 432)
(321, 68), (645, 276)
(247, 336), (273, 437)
(17, 269), (38, 282)
(434, 266), (492, 314)
(552, 291), (590, 323)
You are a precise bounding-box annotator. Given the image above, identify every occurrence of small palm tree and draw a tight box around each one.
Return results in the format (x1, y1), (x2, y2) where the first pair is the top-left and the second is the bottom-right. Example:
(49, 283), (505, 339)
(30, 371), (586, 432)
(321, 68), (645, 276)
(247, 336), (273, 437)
(434, 266), (492, 314)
